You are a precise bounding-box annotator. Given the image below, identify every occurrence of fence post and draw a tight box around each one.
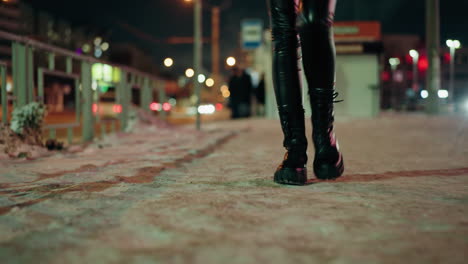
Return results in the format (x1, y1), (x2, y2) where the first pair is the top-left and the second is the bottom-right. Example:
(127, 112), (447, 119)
(81, 60), (94, 142)
(66, 57), (73, 74)
(27, 46), (34, 103)
(118, 70), (129, 131)
(1, 65), (7, 124)
(75, 78), (81, 122)
(12, 42), (27, 107)
(141, 77), (152, 112)
(37, 68), (44, 103)
(48, 52), (55, 70)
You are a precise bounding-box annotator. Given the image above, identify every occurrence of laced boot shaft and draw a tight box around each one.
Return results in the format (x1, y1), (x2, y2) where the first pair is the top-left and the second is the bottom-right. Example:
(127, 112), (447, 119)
(310, 88), (344, 179)
(277, 106), (308, 168)
(274, 105), (308, 185)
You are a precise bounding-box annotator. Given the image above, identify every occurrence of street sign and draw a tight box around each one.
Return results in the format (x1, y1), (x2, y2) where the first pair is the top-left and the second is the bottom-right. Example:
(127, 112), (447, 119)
(241, 19), (263, 50)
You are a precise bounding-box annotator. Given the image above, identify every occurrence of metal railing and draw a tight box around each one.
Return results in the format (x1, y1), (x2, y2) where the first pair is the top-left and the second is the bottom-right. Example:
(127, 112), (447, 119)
(0, 30), (165, 143)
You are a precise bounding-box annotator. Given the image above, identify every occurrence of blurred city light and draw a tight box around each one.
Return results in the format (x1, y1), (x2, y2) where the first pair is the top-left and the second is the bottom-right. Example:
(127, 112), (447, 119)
(163, 102), (172, 111)
(222, 90), (230, 98)
(101, 42), (110, 51)
(389, 58), (400, 68)
(197, 74), (206, 83)
(446, 39), (461, 49)
(113, 104), (123, 114)
(205, 78), (214, 87)
(150, 102), (162, 111)
(92, 80), (98, 91)
(421, 90), (429, 99)
(220, 85), (229, 92)
(185, 68), (195, 78)
(164, 58), (174, 67)
(215, 103), (223, 111)
(437, 89), (449, 99)
(94, 37), (102, 46)
(168, 98), (177, 106)
(94, 49), (103, 58)
(198, 104), (216, 114)
(464, 100), (468, 112)
(409, 49), (419, 59)
(82, 44), (91, 53)
(226, 57), (236, 67)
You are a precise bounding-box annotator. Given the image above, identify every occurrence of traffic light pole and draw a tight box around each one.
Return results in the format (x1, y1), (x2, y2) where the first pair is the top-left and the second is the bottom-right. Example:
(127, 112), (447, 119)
(194, 0), (203, 130)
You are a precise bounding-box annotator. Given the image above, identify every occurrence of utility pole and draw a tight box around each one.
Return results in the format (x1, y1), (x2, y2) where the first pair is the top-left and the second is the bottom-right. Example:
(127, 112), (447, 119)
(211, 6), (221, 96)
(194, 0), (203, 130)
(425, 0), (440, 114)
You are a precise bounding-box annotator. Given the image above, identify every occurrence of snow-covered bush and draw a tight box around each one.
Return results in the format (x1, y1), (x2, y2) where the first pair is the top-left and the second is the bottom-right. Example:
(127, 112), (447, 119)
(10, 102), (45, 135)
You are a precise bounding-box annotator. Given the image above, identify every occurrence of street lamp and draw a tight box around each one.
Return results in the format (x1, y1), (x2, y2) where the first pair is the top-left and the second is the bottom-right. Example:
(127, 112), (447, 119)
(164, 57), (174, 68)
(409, 50), (419, 91)
(197, 74), (206, 84)
(446, 39), (461, 104)
(205, 78), (215, 87)
(185, 68), (195, 78)
(226, 56), (236, 67)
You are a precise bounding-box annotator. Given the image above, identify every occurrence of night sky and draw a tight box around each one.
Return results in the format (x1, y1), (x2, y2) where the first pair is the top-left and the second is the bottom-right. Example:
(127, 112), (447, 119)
(25, 0), (468, 75)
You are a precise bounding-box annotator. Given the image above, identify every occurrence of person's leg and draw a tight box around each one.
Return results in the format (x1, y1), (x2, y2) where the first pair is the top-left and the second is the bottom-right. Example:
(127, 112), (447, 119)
(268, 0), (308, 185)
(298, 0), (344, 179)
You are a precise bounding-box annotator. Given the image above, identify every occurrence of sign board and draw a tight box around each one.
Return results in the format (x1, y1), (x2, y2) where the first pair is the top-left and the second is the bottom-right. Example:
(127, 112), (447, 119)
(241, 19), (263, 50)
(334, 21), (381, 43)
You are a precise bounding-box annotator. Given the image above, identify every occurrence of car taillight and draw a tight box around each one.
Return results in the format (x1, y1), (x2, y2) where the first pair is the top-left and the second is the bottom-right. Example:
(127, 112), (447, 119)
(113, 104), (122, 113)
(162, 102), (171, 112)
(150, 102), (162, 111)
(92, 103), (98, 114)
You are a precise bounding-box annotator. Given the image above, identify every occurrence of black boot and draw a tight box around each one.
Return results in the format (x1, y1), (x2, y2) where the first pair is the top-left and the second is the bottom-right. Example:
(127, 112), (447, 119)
(268, 0), (309, 185)
(274, 105), (308, 185)
(310, 88), (344, 180)
(297, 0), (344, 179)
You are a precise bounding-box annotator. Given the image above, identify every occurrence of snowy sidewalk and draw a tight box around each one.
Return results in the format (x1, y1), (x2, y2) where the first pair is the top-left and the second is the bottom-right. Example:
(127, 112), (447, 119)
(1, 114), (468, 263)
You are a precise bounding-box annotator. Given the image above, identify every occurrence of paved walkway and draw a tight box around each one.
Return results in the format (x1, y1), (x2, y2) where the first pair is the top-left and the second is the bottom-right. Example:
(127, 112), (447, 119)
(1, 114), (468, 263)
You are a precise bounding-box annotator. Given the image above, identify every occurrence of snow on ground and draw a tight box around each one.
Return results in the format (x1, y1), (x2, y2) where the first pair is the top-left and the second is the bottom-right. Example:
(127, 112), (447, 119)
(1, 113), (468, 263)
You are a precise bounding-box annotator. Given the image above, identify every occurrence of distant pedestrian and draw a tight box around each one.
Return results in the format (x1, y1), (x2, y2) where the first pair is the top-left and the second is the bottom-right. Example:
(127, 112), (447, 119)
(228, 67), (253, 119)
(254, 73), (266, 116)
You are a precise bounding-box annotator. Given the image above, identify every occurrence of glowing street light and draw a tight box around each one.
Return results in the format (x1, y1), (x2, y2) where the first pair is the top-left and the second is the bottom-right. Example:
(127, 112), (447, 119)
(101, 42), (110, 51)
(226, 56), (236, 67)
(388, 57), (400, 70)
(205, 78), (215, 87)
(164, 58), (174, 68)
(185, 68), (195, 78)
(446, 39), (462, 104)
(197, 74), (206, 83)
(94, 37), (102, 46)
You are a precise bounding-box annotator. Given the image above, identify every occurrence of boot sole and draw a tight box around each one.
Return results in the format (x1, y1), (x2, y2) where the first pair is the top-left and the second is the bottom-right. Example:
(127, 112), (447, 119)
(274, 167), (307, 186)
(314, 154), (344, 180)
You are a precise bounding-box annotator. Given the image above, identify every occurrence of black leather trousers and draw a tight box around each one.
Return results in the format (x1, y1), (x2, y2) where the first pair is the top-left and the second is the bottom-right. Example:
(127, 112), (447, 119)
(268, 0), (337, 125)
